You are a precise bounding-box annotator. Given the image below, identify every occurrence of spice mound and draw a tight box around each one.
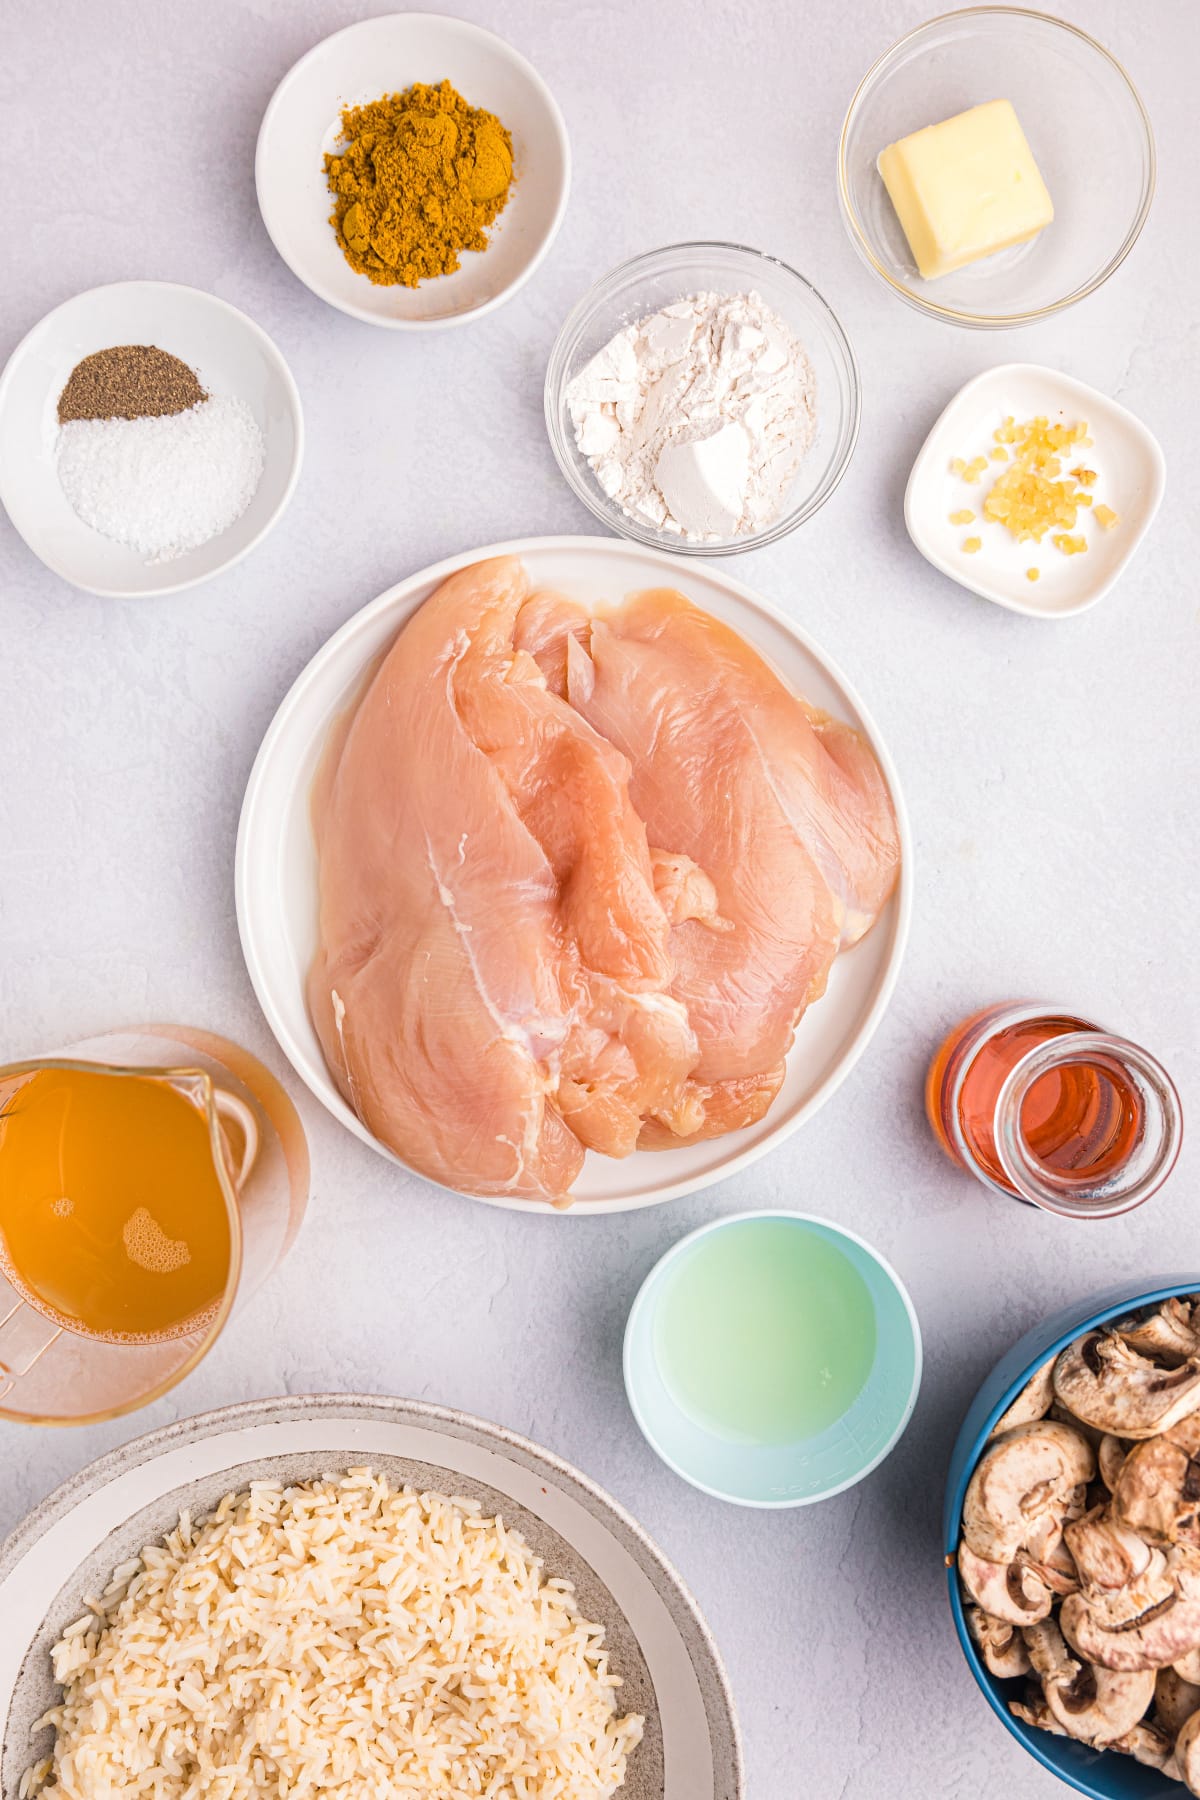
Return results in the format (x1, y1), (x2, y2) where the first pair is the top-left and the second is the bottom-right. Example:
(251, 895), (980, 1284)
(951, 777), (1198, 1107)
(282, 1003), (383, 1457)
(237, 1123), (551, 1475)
(324, 80), (514, 288)
(58, 345), (206, 423)
(565, 292), (817, 542)
(55, 345), (265, 564)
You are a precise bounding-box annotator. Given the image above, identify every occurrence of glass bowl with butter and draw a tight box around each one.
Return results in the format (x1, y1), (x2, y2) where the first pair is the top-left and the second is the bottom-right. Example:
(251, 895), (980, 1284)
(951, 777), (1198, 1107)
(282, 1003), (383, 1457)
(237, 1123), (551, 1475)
(544, 243), (860, 555)
(839, 8), (1155, 328)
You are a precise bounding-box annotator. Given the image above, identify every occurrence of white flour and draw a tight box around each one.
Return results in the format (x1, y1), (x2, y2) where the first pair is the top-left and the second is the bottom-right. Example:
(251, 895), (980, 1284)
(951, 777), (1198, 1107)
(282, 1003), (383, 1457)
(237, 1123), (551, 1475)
(566, 291), (817, 541)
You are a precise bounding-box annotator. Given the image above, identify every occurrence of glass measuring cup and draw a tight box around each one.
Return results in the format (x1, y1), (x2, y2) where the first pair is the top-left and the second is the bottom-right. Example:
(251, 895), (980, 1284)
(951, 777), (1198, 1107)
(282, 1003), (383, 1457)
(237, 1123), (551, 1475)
(0, 1025), (308, 1425)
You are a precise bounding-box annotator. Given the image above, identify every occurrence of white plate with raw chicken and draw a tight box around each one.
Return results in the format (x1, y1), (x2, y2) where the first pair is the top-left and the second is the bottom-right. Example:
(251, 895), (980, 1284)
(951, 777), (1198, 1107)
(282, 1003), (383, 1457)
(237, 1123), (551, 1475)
(236, 537), (911, 1212)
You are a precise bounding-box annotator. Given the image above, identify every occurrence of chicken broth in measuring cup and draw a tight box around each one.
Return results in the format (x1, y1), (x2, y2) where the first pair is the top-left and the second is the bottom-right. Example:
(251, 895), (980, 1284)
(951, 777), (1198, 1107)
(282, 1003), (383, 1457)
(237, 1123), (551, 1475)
(0, 1066), (233, 1342)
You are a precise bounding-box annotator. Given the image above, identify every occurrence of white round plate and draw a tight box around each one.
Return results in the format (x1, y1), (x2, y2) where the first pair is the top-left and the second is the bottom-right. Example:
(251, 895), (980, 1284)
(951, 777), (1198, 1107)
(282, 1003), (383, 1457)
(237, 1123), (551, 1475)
(0, 282), (303, 599)
(256, 15), (570, 329)
(236, 537), (912, 1213)
(0, 1395), (741, 1800)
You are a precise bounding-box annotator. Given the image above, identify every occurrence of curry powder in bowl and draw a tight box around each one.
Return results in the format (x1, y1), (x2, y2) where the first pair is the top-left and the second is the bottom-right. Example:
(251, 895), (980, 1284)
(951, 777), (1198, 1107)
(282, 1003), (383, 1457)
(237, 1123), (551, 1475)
(324, 79), (514, 288)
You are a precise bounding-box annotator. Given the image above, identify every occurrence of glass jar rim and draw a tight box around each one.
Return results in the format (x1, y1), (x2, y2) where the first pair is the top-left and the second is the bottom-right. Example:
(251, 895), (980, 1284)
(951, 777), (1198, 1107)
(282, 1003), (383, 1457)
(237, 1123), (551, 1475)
(992, 1030), (1183, 1218)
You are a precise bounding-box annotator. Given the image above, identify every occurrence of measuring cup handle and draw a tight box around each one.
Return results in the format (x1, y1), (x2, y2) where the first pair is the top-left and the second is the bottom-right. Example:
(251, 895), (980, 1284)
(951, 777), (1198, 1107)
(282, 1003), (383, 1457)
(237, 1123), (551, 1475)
(213, 1090), (259, 1191)
(0, 1299), (62, 1399)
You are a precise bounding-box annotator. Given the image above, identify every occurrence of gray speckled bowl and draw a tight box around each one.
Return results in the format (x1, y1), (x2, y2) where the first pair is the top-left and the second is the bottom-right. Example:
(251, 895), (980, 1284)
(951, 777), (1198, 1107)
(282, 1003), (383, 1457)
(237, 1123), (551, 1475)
(0, 1396), (741, 1799)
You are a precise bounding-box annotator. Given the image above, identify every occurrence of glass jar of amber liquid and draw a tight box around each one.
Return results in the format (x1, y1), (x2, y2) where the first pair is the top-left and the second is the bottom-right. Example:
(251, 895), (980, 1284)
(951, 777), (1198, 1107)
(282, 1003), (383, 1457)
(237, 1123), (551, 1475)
(926, 1003), (1183, 1217)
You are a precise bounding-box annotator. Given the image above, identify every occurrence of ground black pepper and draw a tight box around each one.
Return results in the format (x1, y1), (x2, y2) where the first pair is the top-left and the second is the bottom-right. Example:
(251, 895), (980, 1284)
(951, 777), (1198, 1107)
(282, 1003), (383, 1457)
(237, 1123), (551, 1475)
(57, 345), (206, 424)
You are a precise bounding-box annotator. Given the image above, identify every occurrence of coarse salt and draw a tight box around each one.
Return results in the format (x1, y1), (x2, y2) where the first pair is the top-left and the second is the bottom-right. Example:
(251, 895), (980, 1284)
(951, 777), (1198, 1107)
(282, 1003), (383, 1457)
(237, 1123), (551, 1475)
(566, 291), (817, 542)
(56, 395), (265, 562)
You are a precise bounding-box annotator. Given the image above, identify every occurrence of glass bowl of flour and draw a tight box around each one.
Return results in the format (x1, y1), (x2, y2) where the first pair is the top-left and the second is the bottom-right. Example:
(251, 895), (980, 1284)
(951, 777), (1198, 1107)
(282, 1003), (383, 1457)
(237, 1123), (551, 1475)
(545, 243), (861, 554)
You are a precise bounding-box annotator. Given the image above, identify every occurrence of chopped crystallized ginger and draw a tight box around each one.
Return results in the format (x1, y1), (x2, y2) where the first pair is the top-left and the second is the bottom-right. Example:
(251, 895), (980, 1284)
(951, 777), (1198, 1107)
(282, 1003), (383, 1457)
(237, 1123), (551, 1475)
(973, 416), (1097, 545)
(949, 413), (1117, 568)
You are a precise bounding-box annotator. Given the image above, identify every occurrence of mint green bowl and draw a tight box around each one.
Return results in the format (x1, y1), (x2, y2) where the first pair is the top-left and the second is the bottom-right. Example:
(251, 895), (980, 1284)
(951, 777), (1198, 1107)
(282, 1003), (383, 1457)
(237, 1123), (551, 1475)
(623, 1210), (922, 1508)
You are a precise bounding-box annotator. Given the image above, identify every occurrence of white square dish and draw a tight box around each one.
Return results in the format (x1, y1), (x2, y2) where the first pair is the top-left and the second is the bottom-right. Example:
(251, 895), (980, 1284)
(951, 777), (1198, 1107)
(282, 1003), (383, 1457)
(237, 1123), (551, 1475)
(904, 363), (1165, 617)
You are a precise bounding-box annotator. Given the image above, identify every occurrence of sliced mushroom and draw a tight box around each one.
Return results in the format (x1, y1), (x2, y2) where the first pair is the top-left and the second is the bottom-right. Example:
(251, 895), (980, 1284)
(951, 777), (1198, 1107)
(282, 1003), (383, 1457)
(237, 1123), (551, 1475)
(1009, 1691), (1068, 1737)
(1114, 1417), (1200, 1548)
(1050, 1397), (1108, 1453)
(1176, 1710), (1200, 1794)
(1156, 1669), (1200, 1739)
(992, 1358), (1057, 1439)
(1022, 1533), (1081, 1599)
(1023, 1616), (1078, 1683)
(1024, 1616), (1157, 1744)
(963, 1420), (1096, 1564)
(959, 1540), (1053, 1625)
(1061, 1588), (1200, 1672)
(1099, 1435), (1130, 1493)
(1019, 1485), (1085, 1592)
(1121, 1299), (1200, 1369)
(1109, 1719), (1177, 1770)
(966, 1605), (1033, 1679)
(963, 1301), (1200, 1774)
(1054, 1333), (1200, 1440)
(1063, 1504), (1170, 1627)
(1047, 1662), (1158, 1746)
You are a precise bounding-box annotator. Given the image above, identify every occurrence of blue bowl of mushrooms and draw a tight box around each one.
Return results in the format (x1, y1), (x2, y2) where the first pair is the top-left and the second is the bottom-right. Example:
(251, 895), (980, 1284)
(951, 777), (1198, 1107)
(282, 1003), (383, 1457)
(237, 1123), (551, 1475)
(945, 1280), (1200, 1799)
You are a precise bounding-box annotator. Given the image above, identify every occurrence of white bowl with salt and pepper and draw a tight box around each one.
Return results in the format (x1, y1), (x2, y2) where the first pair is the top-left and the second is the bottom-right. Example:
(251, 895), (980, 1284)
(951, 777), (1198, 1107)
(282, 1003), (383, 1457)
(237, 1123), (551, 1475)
(0, 282), (303, 598)
(545, 243), (861, 555)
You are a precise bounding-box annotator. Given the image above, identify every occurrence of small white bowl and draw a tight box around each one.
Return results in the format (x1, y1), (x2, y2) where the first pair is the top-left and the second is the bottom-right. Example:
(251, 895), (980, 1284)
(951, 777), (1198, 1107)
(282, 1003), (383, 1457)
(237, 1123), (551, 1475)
(0, 282), (303, 599)
(256, 14), (570, 330)
(904, 363), (1165, 617)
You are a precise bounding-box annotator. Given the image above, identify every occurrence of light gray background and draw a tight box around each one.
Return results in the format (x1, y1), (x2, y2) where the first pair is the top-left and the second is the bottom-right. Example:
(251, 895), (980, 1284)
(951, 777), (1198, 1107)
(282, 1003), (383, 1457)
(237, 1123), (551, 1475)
(1, 2), (1197, 1793)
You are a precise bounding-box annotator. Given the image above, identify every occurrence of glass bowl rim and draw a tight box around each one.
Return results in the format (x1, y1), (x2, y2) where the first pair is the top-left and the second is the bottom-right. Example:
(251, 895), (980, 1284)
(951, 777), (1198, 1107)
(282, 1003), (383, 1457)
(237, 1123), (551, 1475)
(543, 240), (862, 556)
(837, 4), (1157, 329)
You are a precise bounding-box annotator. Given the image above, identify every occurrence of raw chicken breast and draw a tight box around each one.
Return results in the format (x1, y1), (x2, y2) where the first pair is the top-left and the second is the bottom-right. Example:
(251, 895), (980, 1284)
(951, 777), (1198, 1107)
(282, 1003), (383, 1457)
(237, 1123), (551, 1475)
(309, 560), (900, 1198)
(560, 587), (901, 1147)
(308, 558), (696, 1203)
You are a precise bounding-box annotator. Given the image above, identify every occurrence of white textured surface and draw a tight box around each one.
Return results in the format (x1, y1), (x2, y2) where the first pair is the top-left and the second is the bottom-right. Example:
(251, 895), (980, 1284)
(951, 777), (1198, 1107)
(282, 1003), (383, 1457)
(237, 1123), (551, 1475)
(0, 2), (1196, 1794)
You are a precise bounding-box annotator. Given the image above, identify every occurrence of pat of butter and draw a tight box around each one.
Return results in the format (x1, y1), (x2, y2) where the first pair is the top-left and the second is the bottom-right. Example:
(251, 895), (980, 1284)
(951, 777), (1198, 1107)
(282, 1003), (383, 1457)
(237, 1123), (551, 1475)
(878, 99), (1053, 281)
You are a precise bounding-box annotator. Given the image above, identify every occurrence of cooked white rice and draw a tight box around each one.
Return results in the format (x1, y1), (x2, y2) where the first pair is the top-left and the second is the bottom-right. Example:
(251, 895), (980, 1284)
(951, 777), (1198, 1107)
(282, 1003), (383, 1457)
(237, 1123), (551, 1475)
(21, 1468), (644, 1800)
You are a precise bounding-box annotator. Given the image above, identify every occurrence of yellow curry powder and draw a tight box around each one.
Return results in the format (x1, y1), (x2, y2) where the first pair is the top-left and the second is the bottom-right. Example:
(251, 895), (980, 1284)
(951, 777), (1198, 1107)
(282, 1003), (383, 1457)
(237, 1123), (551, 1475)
(324, 80), (514, 287)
